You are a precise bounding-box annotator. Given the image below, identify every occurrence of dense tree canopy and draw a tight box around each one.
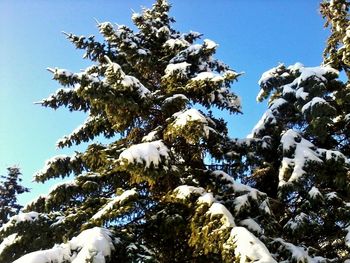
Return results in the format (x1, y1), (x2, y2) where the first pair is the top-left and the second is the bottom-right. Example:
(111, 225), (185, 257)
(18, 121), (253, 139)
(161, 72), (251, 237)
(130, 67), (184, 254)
(0, 167), (29, 227)
(0, 0), (350, 262)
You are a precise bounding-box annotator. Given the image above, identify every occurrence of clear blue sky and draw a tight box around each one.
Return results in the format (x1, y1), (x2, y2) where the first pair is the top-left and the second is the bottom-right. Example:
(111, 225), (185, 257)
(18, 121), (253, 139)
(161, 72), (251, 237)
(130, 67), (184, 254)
(0, 0), (329, 205)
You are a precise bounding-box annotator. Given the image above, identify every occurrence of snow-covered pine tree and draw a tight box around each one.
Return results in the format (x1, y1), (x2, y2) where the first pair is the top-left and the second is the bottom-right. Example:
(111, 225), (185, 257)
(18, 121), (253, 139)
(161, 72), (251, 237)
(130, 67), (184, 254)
(252, 63), (350, 261)
(0, 167), (29, 227)
(0, 1), (279, 262)
(225, 1), (350, 260)
(321, 0), (350, 80)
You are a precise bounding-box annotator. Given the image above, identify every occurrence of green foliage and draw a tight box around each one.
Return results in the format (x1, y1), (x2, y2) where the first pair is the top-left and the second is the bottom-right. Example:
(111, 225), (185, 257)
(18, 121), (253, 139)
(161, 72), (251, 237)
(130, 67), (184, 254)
(1, 1), (262, 262)
(3, 1), (350, 262)
(0, 167), (29, 226)
(231, 33), (350, 262)
(321, 0), (350, 79)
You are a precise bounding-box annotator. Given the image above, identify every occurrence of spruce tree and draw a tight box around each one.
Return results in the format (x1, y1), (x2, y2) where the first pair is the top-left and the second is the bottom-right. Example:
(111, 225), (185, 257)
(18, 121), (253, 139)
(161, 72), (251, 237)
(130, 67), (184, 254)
(245, 63), (350, 261)
(226, 0), (350, 261)
(0, 1), (279, 262)
(0, 167), (29, 227)
(321, 0), (350, 80)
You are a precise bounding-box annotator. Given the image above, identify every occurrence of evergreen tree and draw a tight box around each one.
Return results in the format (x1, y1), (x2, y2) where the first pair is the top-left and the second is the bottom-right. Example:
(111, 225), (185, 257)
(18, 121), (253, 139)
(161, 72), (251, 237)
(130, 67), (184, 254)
(225, 0), (350, 260)
(321, 0), (350, 79)
(2, 1), (348, 262)
(0, 1), (279, 262)
(243, 63), (350, 261)
(0, 167), (29, 227)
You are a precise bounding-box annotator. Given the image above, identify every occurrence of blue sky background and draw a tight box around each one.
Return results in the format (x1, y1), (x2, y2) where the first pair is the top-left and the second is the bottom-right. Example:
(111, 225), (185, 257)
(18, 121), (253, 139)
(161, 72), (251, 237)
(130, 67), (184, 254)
(0, 0), (329, 205)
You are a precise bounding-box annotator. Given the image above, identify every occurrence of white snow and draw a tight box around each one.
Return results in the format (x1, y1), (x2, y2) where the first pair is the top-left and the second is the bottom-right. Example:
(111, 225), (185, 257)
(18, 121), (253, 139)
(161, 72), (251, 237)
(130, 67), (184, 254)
(106, 59), (124, 76)
(281, 83), (295, 96)
(301, 97), (328, 114)
(164, 62), (190, 77)
(273, 238), (325, 263)
(259, 200), (271, 215)
(191, 72), (224, 82)
(13, 227), (114, 263)
(92, 189), (138, 220)
(345, 225), (350, 248)
(137, 49), (147, 55)
(211, 170), (260, 196)
(174, 185), (235, 229)
(210, 171), (268, 216)
(173, 185), (278, 262)
(118, 140), (169, 168)
(174, 185), (236, 228)
(98, 21), (113, 31)
(0, 234), (19, 255)
(141, 130), (158, 142)
(256, 86), (266, 98)
(47, 68), (73, 78)
(173, 182), (273, 262)
(157, 26), (170, 36)
(287, 62), (304, 72)
(269, 98), (287, 112)
(260, 63), (337, 89)
(69, 227), (113, 263)
(207, 202), (235, 227)
(13, 245), (71, 263)
(121, 75), (151, 98)
(131, 12), (141, 21)
(51, 215), (65, 227)
(298, 66), (338, 84)
(332, 115), (342, 123)
(211, 87), (242, 111)
(280, 129), (299, 151)
(171, 108), (212, 139)
(197, 192), (215, 206)
(229, 227), (277, 263)
(345, 113), (350, 122)
(308, 186), (322, 199)
(188, 31), (201, 38)
(163, 38), (189, 49)
(104, 58), (150, 98)
(284, 212), (307, 231)
(1, 212), (40, 232)
(295, 87), (308, 100)
(238, 218), (263, 234)
(186, 44), (202, 55)
(326, 192), (338, 200)
(162, 94), (188, 105)
(279, 130), (322, 186)
(203, 39), (218, 50)
(234, 194), (249, 214)
(247, 110), (276, 138)
(223, 70), (238, 79)
(173, 185), (205, 200)
(172, 108), (207, 127)
(209, 87), (241, 112)
(258, 64), (285, 87)
(169, 44), (202, 63)
(257, 64), (338, 107)
(296, 66), (337, 89)
(317, 148), (347, 163)
(279, 129), (348, 187)
(231, 95), (241, 110)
